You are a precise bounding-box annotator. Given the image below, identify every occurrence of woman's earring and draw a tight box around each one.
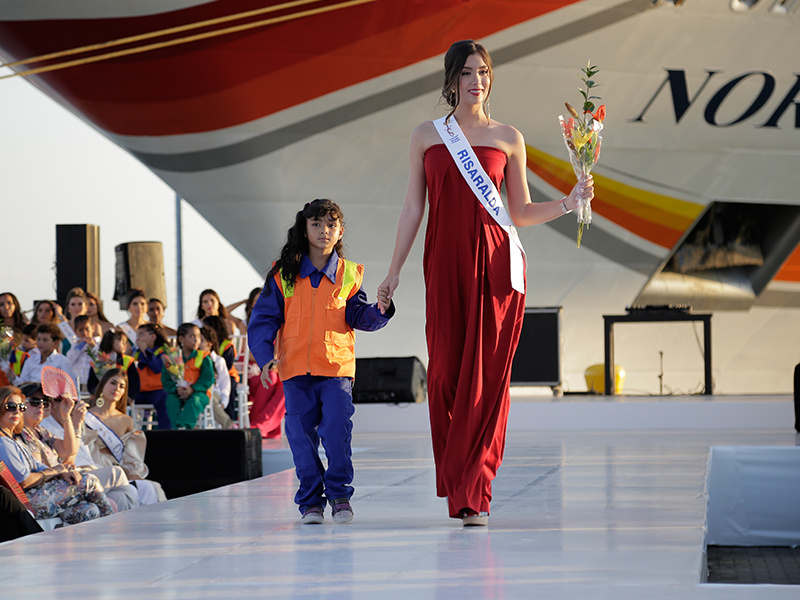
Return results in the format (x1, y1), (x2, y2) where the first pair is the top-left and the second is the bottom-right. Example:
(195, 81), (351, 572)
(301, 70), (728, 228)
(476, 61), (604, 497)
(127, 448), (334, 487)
(485, 99), (491, 119)
(95, 397), (105, 408)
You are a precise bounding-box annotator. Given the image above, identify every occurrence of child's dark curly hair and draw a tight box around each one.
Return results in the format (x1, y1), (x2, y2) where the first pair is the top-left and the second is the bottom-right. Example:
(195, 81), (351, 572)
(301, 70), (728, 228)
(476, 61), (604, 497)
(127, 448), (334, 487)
(263, 199), (345, 295)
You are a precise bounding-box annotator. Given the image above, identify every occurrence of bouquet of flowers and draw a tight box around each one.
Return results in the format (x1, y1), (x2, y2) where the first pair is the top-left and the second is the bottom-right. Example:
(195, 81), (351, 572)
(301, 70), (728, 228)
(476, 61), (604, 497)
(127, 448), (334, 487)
(0, 326), (14, 370)
(161, 346), (188, 387)
(87, 345), (116, 379)
(559, 61), (605, 247)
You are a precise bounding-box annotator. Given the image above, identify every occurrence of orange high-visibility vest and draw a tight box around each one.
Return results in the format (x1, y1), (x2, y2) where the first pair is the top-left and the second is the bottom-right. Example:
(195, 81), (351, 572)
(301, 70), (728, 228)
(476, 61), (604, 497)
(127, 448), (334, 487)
(274, 258), (363, 381)
(134, 347), (164, 392)
(184, 350), (212, 398)
(219, 339), (240, 383)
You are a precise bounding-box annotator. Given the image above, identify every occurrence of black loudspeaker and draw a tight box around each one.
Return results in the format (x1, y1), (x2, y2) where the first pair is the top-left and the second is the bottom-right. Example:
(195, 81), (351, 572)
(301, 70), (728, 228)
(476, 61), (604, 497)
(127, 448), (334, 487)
(353, 357), (427, 404)
(510, 307), (563, 389)
(55, 224), (100, 308)
(143, 429), (263, 499)
(113, 242), (167, 309)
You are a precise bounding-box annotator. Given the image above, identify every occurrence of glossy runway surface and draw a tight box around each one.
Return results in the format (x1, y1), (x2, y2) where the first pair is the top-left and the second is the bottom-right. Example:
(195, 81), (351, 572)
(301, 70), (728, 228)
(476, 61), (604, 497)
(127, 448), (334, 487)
(1, 398), (798, 599)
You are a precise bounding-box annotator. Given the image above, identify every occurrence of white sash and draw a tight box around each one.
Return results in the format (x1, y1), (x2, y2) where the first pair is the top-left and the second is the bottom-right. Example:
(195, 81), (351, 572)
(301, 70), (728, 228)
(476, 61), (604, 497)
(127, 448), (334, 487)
(84, 412), (125, 463)
(117, 322), (138, 346)
(432, 116), (526, 294)
(58, 321), (77, 344)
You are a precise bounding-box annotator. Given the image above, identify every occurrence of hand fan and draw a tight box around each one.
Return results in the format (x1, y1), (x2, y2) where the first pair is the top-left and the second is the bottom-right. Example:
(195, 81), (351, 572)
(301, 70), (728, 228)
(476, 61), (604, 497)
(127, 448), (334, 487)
(41, 366), (78, 401)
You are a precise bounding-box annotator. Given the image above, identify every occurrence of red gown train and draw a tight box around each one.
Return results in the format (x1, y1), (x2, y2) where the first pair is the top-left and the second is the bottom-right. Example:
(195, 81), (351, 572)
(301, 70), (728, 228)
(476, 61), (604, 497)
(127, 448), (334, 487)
(423, 144), (525, 519)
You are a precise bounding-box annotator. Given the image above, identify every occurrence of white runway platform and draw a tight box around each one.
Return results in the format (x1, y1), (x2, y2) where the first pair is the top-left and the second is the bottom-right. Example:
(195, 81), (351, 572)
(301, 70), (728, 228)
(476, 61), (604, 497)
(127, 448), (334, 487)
(1, 394), (798, 599)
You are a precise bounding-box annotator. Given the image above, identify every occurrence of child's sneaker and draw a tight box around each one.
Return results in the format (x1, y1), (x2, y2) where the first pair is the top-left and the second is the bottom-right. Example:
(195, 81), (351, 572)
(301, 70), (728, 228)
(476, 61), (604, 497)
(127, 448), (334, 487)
(330, 499), (354, 524)
(300, 505), (325, 524)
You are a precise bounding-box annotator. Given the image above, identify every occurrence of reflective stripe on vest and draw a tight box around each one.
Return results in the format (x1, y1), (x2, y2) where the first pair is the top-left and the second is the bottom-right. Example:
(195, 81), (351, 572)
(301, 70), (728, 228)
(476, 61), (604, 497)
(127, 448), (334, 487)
(278, 259), (359, 301)
(273, 258), (364, 380)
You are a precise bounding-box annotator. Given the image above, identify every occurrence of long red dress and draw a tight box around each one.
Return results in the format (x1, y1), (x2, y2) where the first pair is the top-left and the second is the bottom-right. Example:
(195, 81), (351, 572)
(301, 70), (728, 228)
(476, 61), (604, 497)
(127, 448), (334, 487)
(423, 144), (526, 519)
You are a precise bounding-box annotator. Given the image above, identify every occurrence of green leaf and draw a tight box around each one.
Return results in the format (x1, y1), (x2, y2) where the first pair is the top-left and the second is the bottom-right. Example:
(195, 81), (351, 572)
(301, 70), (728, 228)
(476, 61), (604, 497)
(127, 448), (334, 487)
(584, 101), (595, 112)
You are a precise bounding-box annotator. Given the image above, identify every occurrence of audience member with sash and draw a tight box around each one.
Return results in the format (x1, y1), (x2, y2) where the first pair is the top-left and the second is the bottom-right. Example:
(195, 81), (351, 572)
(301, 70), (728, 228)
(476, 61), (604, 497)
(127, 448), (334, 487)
(117, 288), (149, 349)
(378, 40), (593, 526)
(83, 369), (166, 505)
(58, 287), (90, 355)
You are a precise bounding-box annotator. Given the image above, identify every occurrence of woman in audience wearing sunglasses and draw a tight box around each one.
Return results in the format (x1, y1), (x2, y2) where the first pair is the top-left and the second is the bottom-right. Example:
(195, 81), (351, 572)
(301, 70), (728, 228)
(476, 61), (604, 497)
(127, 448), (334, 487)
(0, 386), (114, 524)
(17, 384), (79, 467)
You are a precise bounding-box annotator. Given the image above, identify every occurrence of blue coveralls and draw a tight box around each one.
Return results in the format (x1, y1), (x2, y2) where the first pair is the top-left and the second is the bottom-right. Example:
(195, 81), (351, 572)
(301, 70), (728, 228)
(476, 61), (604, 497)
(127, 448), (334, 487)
(248, 251), (394, 512)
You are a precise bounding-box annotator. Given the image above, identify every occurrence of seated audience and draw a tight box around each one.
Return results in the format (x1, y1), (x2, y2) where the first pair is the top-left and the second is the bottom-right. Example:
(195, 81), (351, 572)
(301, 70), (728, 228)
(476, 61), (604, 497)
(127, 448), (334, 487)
(117, 288), (149, 348)
(147, 298), (176, 338)
(199, 325), (233, 429)
(163, 323), (214, 430)
(0, 386), (114, 524)
(82, 369), (166, 504)
(86, 292), (114, 336)
(33, 383), (137, 510)
(15, 324), (76, 387)
(134, 323), (171, 429)
(87, 330), (140, 398)
(0, 292), (28, 333)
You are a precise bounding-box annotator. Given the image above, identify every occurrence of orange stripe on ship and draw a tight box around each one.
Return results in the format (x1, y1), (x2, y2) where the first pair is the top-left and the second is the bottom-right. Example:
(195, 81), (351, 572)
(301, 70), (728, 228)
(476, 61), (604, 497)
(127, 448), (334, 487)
(525, 144), (702, 249)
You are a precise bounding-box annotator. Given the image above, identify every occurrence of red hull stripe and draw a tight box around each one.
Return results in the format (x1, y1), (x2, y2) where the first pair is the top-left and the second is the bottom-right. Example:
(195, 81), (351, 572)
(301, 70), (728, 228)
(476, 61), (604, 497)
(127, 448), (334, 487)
(0, 0), (580, 136)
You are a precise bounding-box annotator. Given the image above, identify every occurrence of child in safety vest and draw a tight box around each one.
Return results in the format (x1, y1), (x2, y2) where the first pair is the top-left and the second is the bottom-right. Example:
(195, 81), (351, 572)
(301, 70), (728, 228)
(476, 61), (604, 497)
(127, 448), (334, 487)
(248, 198), (394, 525)
(87, 330), (140, 398)
(135, 323), (171, 429)
(162, 323), (214, 430)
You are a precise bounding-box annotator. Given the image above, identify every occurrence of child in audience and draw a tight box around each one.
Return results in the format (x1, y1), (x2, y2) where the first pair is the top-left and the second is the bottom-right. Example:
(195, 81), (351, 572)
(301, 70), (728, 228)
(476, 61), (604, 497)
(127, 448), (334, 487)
(203, 315), (239, 421)
(134, 323), (170, 429)
(66, 314), (98, 391)
(87, 330), (140, 398)
(162, 323), (214, 429)
(248, 198), (394, 524)
(198, 326), (233, 429)
(16, 324), (76, 386)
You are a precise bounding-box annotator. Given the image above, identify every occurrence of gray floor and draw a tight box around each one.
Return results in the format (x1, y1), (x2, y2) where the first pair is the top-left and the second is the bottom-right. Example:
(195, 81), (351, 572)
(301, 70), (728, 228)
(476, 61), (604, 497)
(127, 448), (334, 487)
(1, 397), (799, 599)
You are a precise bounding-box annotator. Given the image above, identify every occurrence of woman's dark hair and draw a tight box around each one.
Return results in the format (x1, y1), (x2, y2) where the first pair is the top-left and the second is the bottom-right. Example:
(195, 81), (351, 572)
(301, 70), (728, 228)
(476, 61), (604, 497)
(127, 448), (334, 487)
(202, 315), (229, 345)
(137, 323), (168, 349)
(90, 368), (129, 411)
(195, 289), (230, 321)
(0, 386), (25, 434)
(31, 299), (58, 326)
(99, 330), (126, 354)
(441, 39), (493, 122)
(245, 287), (261, 325)
(86, 292), (112, 325)
(199, 326), (220, 355)
(0, 292), (29, 331)
(127, 288), (147, 307)
(263, 199), (345, 295)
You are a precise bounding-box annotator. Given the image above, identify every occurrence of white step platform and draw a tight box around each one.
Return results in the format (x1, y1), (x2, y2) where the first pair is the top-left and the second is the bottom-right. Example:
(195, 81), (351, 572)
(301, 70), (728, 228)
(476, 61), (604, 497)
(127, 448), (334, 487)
(0, 394), (798, 599)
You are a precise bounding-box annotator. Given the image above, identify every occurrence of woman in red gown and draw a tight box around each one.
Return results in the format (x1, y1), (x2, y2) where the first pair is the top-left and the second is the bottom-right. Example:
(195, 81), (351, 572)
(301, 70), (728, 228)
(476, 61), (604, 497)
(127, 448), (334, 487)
(378, 40), (593, 526)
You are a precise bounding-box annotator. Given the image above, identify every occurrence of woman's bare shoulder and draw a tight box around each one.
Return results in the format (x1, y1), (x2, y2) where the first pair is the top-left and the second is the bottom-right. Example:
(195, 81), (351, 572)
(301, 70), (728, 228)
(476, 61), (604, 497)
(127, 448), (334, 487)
(489, 120), (526, 155)
(410, 121), (442, 156)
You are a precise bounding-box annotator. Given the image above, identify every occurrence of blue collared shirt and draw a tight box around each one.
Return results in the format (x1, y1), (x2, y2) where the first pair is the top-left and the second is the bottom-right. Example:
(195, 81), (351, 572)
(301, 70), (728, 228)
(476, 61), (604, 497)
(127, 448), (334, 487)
(248, 251), (395, 369)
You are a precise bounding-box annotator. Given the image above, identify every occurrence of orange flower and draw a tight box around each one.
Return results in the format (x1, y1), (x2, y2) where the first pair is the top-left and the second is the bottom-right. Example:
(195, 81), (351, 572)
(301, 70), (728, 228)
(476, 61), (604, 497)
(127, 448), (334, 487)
(592, 105), (606, 122)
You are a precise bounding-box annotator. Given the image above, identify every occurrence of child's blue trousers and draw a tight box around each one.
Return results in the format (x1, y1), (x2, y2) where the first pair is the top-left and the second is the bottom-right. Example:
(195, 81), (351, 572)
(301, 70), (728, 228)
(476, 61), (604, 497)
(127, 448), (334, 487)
(282, 375), (355, 512)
